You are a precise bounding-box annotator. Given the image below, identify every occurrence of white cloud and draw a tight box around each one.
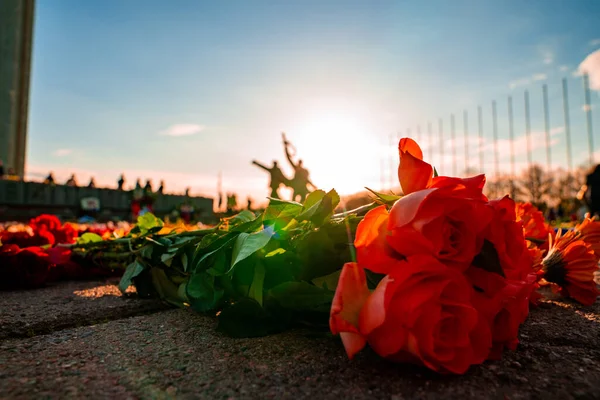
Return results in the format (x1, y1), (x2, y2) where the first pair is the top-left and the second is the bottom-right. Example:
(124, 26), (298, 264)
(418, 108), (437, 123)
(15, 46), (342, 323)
(578, 49), (600, 90)
(559, 65), (569, 72)
(550, 126), (565, 135)
(532, 73), (547, 81)
(541, 49), (554, 65)
(53, 149), (72, 157)
(590, 38), (600, 47)
(509, 78), (531, 89)
(160, 124), (205, 137)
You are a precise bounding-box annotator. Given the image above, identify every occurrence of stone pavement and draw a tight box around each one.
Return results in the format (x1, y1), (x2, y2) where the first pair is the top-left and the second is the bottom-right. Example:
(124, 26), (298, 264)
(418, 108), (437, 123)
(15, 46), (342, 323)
(0, 279), (599, 399)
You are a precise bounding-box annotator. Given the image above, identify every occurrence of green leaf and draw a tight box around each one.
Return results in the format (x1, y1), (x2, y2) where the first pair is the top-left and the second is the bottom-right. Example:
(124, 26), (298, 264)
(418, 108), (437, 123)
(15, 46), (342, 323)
(311, 270), (342, 291)
(186, 272), (224, 312)
(365, 187), (401, 205)
(262, 201), (303, 229)
(217, 298), (287, 338)
(118, 260), (146, 293)
(229, 229), (275, 271)
(76, 232), (103, 244)
(248, 262), (266, 306)
(137, 213), (164, 232)
(139, 244), (154, 259)
(190, 234), (237, 273)
(296, 189), (340, 227)
(206, 250), (229, 276)
(227, 210), (256, 226)
(265, 248), (286, 258)
(268, 282), (334, 313)
(433, 167), (439, 178)
(160, 252), (175, 266)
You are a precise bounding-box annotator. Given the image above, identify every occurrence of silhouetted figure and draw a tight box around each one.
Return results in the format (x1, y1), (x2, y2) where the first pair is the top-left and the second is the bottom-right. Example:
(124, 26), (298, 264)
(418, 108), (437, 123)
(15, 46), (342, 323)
(247, 197), (252, 211)
(44, 172), (55, 185)
(185, 187), (190, 197)
(66, 174), (77, 187)
(88, 177), (96, 188)
(282, 133), (315, 202)
(144, 179), (153, 194)
(226, 193), (238, 214)
(157, 180), (165, 194)
(0, 159), (4, 179)
(131, 179), (145, 219)
(218, 192), (224, 211)
(117, 174), (125, 190)
(585, 165), (600, 217)
(252, 160), (288, 199)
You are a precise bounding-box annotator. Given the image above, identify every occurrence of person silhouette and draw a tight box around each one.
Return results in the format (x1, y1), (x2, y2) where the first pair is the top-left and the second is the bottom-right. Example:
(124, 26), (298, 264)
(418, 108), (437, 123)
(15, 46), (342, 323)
(66, 174), (78, 187)
(282, 133), (315, 202)
(117, 174), (125, 190)
(44, 172), (55, 185)
(251, 159), (288, 199)
(585, 164), (600, 217)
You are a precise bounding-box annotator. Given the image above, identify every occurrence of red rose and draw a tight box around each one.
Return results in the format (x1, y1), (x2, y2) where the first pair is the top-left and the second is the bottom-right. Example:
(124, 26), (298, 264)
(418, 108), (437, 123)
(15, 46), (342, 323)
(484, 197), (535, 283)
(29, 214), (62, 232)
(466, 266), (531, 356)
(0, 245), (51, 289)
(0, 230), (54, 247)
(330, 258), (492, 374)
(355, 185), (493, 274)
(516, 202), (550, 244)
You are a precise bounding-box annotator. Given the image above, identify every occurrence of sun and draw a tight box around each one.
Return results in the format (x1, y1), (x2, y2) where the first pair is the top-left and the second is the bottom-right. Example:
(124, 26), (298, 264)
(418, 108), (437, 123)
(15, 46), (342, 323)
(286, 110), (382, 195)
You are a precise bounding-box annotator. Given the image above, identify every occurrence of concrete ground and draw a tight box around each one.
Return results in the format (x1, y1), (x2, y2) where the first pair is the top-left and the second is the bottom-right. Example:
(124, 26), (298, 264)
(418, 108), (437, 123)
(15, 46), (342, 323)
(0, 278), (599, 400)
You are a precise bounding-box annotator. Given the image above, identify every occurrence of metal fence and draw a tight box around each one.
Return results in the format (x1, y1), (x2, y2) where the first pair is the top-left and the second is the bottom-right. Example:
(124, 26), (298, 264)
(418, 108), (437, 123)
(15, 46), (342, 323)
(383, 73), (598, 190)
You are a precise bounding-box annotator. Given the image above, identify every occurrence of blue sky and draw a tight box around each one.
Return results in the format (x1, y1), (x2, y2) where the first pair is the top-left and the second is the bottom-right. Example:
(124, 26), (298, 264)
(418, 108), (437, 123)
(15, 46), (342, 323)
(27, 0), (600, 202)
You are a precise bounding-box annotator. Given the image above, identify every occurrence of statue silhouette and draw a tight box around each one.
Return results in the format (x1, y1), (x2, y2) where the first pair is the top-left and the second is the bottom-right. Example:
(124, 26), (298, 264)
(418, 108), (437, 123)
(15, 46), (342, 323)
(282, 132), (315, 202)
(251, 159), (288, 199)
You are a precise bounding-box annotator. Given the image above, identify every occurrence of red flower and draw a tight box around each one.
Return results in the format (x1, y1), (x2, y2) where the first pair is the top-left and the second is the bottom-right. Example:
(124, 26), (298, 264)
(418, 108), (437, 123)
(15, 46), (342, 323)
(331, 258), (492, 374)
(575, 218), (600, 260)
(484, 197), (535, 283)
(333, 137), (537, 373)
(355, 186), (493, 274)
(0, 230), (54, 247)
(28, 214), (78, 245)
(29, 214), (62, 232)
(515, 202), (550, 243)
(542, 230), (600, 306)
(468, 268), (531, 357)
(0, 245), (51, 289)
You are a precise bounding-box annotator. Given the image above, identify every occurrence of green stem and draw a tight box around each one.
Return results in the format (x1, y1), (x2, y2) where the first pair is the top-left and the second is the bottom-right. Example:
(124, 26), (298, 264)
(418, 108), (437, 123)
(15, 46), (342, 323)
(58, 227), (217, 250)
(332, 202), (376, 219)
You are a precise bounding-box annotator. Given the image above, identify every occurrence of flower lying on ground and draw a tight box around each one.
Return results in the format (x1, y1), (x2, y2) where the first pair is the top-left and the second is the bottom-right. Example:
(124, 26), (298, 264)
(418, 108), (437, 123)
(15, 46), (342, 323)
(0, 244), (51, 289)
(331, 137), (538, 374)
(541, 228), (600, 306)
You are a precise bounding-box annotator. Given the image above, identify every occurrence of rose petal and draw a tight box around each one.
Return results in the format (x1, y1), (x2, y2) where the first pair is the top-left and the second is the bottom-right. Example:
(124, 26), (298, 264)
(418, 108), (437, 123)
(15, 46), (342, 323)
(398, 150), (434, 195)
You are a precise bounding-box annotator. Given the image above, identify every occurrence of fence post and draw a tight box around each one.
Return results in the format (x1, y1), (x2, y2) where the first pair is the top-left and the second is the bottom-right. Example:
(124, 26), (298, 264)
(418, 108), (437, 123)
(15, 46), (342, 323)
(477, 106), (484, 173)
(562, 78), (573, 173)
(492, 100), (499, 178)
(584, 73), (594, 166)
(463, 110), (469, 174)
(542, 84), (551, 171)
(524, 90), (532, 168)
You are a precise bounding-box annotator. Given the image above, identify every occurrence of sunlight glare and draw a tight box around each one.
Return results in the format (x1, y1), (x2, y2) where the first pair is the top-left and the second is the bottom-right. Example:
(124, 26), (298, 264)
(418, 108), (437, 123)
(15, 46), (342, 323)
(289, 109), (383, 195)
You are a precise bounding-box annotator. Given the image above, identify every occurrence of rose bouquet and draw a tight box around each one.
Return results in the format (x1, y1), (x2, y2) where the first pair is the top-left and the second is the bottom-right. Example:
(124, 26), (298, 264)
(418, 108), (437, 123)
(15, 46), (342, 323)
(330, 138), (541, 373)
